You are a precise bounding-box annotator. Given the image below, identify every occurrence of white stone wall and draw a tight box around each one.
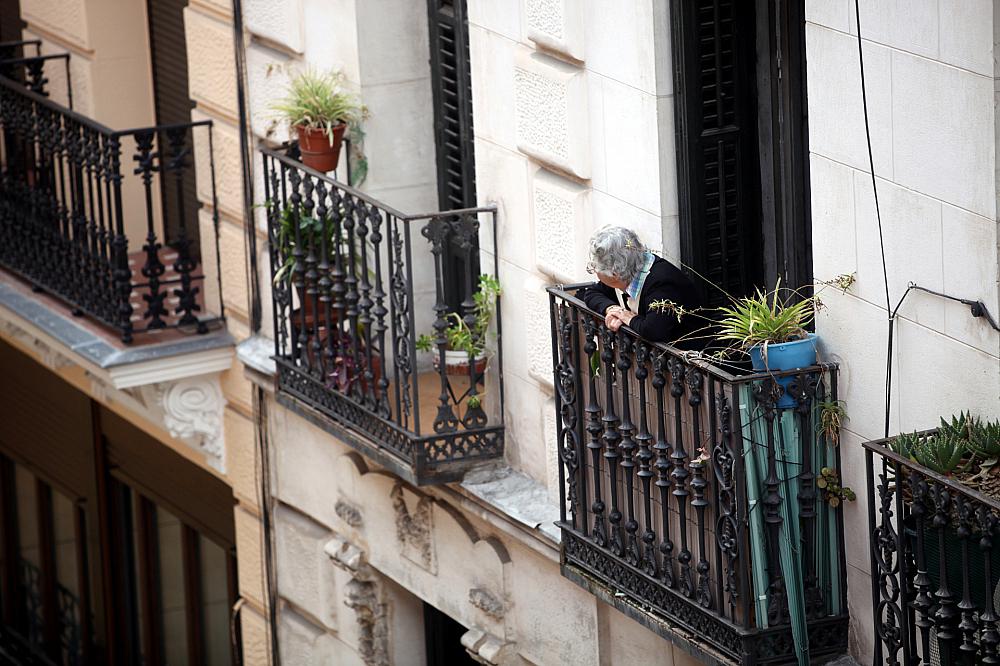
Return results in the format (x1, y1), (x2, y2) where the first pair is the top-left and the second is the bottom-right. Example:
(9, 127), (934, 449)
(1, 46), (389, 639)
(469, 0), (680, 491)
(806, 1), (1000, 660)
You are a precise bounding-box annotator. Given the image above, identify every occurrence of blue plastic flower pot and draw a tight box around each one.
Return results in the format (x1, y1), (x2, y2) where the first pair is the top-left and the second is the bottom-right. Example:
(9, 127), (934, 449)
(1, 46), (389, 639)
(749, 333), (819, 409)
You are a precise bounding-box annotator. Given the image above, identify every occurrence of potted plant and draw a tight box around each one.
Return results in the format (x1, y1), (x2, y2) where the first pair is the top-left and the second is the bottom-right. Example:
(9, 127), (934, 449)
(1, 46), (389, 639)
(888, 413), (1000, 609)
(269, 202), (381, 393)
(653, 282), (819, 408)
(416, 275), (502, 377)
(272, 70), (362, 173)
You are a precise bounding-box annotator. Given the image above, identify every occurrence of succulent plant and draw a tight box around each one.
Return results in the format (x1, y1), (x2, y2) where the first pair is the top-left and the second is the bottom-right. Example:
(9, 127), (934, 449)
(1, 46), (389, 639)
(968, 419), (1000, 466)
(939, 411), (978, 441)
(912, 433), (968, 476)
(816, 467), (856, 508)
(890, 431), (922, 461)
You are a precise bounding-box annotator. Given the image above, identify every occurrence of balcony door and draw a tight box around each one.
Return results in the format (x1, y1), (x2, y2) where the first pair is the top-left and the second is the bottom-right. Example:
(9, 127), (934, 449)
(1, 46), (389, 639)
(427, 0), (479, 311)
(671, 0), (812, 305)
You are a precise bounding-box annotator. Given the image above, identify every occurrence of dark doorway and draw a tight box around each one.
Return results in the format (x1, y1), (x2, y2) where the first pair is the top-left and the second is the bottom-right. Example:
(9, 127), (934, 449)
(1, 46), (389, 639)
(423, 602), (476, 665)
(427, 0), (480, 311)
(671, 0), (811, 305)
(146, 0), (202, 259)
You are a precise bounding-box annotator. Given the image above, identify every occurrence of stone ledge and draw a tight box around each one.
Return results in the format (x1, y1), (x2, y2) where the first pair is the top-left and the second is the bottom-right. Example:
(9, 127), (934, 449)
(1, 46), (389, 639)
(460, 464), (560, 544)
(0, 279), (233, 388)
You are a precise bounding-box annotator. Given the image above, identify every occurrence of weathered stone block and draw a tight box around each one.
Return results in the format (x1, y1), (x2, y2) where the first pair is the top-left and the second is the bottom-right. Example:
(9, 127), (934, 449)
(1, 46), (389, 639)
(525, 0), (584, 61)
(185, 7), (238, 113)
(514, 48), (589, 178)
(245, 0), (304, 53)
(275, 505), (337, 629)
(192, 110), (242, 220)
(532, 168), (589, 283)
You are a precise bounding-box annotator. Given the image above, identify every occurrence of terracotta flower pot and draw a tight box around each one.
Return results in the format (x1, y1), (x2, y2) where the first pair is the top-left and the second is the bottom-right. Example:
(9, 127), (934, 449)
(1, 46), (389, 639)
(296, 123), (347, 173)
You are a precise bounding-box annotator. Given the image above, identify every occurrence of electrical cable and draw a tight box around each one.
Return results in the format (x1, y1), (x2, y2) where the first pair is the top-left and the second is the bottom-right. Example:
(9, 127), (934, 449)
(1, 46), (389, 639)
(231, 0), (278, 663)
(853, 0), (894, 440)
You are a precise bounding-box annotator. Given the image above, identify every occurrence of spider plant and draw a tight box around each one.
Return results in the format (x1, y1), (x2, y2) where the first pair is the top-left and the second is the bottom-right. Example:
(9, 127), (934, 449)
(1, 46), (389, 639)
(271, 70), (362, 142)
(714, 283), (815, 351)
(818, 399), (847, 446)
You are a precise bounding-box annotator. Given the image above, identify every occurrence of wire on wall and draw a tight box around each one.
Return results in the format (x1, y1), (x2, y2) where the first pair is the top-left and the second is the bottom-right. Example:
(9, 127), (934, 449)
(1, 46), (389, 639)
(852, 0), (1000, 442)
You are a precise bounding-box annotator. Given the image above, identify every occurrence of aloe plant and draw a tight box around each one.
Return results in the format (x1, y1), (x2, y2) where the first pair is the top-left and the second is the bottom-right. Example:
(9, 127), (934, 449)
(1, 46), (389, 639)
(890, 431), (922, 461)
(939, 411), (977, 440)
(912, 433), (968, 476)
(968, 419), (1000, 466)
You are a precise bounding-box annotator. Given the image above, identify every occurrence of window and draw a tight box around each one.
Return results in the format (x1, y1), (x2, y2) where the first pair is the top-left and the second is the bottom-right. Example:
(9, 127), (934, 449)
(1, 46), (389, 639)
(0, 340), (239, 665)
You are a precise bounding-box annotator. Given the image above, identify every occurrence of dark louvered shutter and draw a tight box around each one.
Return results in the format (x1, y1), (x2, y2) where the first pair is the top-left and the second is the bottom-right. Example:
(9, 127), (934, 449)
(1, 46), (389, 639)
(672, 0), (762, 306)
(0, 0), (24, 43)
(428, 0), (479, 310)
(146, 0), (201, 258)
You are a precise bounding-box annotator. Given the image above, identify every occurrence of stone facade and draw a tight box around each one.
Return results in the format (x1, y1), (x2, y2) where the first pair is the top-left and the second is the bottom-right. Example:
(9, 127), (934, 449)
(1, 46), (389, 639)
(13, 0), (998, 663)
(807, 1), (1000, 660)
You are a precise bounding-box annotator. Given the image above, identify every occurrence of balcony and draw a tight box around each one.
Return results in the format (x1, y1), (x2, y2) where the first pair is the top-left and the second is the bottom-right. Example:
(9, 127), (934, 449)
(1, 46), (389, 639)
(548, 286), (849, 665)
(0, 44), (224, 343)
(261, 146), (505, 485)
(866, 429), (1000, 664)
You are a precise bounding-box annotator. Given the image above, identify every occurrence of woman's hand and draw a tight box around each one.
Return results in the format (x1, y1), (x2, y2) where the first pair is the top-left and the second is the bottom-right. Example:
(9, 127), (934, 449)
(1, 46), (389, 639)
(606, 307), (635, 331)
(604, 305), (625, 328)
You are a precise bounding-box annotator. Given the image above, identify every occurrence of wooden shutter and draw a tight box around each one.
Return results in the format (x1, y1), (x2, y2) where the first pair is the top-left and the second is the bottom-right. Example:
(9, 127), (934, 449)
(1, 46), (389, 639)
(428, 0), (477, 211)
(100, 408), (234, 548)
(672, 0), (763, 305)
(146, 0), (201, 258)
(0, 341), (94, 499)
(428, 0), (480, 310)
(0, 0), (24, 43)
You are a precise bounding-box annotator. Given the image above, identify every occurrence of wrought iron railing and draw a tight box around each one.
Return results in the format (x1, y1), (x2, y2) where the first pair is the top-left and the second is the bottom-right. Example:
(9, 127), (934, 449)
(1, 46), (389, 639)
(261, 145), (504, 485)
(0, 54), (224, 342)
(866, 432), (1000, 665)
(549, 286), (849, 665)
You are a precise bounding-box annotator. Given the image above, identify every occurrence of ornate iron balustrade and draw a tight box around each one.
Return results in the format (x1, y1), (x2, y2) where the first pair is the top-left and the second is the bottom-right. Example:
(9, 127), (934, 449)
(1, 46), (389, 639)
(866, 432), (1000, 665)
(549, 286), (849, 665)
(262, 146), (504, 485)
(0, 56), (224, 342)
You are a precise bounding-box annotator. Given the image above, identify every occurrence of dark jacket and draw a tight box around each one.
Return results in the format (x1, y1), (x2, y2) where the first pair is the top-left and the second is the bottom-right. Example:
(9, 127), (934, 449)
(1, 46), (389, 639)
(577, 256), (702, 344)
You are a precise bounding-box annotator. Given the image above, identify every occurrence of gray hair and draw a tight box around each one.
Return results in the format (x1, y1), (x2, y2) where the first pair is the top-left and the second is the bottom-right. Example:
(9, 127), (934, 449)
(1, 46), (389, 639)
(586, 226), (648, 282)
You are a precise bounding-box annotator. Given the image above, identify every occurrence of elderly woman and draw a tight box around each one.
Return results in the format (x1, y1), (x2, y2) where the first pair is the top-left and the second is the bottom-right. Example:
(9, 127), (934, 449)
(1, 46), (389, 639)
(578, 226), (701, 344)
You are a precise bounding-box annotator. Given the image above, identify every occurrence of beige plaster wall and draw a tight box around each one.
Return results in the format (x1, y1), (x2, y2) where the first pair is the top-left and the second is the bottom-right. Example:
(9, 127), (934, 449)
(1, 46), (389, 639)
(21, 0), (160, 244)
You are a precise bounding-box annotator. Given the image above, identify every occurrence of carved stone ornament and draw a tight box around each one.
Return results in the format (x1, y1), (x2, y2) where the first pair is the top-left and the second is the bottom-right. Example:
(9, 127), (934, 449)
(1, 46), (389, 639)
(344, 578), (390, 666)
(391, 482), (435, 573)
(0, 320), (72, 372)
(325, 536), (389, 666)
(157, 378), (225, 470)
(335, 499), (364, 528)
(468, 588), (504, 620)
(461, 627), (517, 665)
